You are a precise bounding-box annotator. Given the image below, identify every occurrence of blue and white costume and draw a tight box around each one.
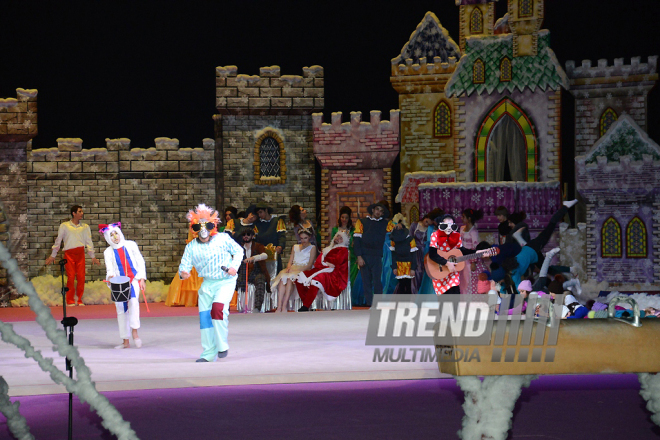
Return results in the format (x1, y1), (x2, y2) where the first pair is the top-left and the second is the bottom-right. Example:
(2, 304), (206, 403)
(179, 230), (243, 362)
(101, 223), (146, 344)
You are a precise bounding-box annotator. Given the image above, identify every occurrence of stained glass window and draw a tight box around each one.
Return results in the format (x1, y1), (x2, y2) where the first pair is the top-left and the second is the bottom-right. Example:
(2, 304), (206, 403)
(410, 205), (420, 223)
(470, 8), (483, 34)
(434, 101), (452, 137)
(259, 137), (281, 178)
(626, 216), (647, 258)
(519, 0), (533, 17)
(600, 108), (618, 137)
(601, 217), (622, 258)
(473, 59), (485, 84)
(500, 57), (512, 82)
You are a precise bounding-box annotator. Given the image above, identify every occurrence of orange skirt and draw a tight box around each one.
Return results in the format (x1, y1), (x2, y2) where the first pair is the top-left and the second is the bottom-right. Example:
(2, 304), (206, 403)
(165, 268), (202, 307)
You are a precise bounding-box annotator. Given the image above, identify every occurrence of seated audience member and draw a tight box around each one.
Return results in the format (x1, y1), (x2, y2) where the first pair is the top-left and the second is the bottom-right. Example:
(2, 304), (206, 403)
(271, 228), (317, 313)
(295, 230), (349, 312)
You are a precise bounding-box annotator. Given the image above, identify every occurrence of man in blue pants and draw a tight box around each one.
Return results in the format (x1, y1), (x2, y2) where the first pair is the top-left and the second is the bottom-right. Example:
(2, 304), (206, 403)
(179, 204), (244, 362)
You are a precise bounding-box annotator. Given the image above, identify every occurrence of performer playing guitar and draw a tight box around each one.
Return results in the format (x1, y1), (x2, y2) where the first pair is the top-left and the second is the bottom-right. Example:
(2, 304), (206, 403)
(427, 214), (487, 295)
(424, 245), (499, 282)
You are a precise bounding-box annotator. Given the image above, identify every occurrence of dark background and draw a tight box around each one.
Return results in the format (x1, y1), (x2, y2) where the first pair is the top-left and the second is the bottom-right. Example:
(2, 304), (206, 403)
(2, 0), (659, 162)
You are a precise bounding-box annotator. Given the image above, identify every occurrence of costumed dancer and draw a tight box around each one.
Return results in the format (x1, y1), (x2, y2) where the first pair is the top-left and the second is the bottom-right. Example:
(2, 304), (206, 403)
(353, 201), (395, 306)
(390, 214), (418, 295)
(332, 207), (360, 304)
(378, 201), (397, 296)
(236, 226), (271, 313)
(225, 204), (259, 244)
(178, 204), (243, 362)
(410, 208), (442, 295)
(428, 214), (476, 295)
(254, 201), (287, 278)
(295, 230), (349, 312)
(271, 227), (316, 313)
(459, 208), (484, 295)
(100, 222), (146, 349)
(45, 205), (100, 306)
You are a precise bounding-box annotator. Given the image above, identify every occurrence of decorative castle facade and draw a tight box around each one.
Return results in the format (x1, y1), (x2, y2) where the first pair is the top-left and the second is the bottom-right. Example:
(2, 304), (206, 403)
(214, 65), (322, 253)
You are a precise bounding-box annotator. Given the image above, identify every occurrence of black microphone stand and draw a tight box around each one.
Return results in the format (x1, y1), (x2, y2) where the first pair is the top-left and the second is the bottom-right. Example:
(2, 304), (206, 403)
(58, 259), (77, 440)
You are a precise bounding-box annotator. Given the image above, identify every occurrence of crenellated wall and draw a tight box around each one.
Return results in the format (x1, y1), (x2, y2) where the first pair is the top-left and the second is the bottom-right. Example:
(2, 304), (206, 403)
(313, 110), (400, 246)
(566, 56), (658, 157)
(0, 88), (38, 298)
(26, 137), (215, 282)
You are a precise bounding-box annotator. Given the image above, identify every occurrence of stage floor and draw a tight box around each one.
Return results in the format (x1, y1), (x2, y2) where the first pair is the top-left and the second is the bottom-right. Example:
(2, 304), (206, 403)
(1, 309), (448, 397)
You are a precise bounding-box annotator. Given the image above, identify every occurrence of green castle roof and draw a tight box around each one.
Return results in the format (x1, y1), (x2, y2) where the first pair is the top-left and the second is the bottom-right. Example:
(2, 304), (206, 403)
(445, 30), (569, 97)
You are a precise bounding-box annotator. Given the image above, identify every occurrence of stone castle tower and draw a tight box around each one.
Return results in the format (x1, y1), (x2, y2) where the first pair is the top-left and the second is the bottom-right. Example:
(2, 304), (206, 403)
(214, 65), (322, 247)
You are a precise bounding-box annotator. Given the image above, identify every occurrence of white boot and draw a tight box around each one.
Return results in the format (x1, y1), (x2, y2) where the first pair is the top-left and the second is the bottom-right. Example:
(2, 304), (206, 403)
(563, 199), (578, 209)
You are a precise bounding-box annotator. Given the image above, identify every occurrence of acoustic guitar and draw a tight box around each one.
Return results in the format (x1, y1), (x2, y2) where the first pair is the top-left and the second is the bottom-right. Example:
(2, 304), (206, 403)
(424, 247), (499, 281)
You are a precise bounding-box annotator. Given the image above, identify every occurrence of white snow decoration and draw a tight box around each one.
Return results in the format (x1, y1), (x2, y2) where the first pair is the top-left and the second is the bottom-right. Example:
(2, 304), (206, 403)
(0, 370), (35, 439)
(456, 375), (536, 440)
(638, 373), (660, 427)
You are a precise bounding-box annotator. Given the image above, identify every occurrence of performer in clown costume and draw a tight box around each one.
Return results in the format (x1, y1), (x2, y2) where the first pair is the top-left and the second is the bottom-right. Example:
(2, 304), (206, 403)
(178, 204), (243, 362)
(100, 222), (146, 349)
(428, 214), (476, 295)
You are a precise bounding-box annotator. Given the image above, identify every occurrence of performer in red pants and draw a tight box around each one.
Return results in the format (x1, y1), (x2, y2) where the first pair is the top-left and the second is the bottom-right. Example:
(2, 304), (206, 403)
(45, 205), (100, 305)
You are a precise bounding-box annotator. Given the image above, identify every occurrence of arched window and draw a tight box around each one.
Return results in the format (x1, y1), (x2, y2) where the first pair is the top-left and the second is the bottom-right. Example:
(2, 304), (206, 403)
(500, 57), (512, 82)
(470, 8), (483, 34)
(599, 108), (618, 137)
(601, 217), (622, 258)
(434, 101), (452, 137)
(626, 216), (647, 258)
(410, 205), (420, 223)
(519, 0), (533, 17)
(254, 130), (286, 185)
(473, 59), (485, 84)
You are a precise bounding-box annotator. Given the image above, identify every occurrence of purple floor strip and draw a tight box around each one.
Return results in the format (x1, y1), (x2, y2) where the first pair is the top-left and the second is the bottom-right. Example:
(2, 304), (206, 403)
(3, 375), (659, 440)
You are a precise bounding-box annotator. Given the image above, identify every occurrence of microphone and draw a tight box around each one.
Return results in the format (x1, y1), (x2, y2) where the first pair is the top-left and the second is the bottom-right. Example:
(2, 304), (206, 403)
(59, 259), (68, 266)
(221, 266), (230, 273)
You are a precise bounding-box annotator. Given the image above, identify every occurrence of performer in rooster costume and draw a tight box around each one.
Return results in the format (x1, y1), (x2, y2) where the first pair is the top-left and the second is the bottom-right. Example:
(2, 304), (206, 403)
(100, 222), (147, 349)
(178, 204), (243, 362)
(295, 230), (349, 312)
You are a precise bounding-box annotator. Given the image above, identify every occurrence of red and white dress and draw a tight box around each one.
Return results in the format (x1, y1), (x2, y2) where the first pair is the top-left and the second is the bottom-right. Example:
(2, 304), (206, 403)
(429, 230), (463, 294)
(295, 246), (348, 308)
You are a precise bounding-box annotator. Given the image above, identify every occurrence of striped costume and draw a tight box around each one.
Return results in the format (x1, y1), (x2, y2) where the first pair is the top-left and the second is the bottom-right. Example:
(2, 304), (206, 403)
(179, 233), (243, 361)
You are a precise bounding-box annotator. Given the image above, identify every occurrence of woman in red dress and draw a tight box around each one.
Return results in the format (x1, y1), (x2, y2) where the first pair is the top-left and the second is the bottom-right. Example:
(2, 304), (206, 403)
(295, 230), (349, 311)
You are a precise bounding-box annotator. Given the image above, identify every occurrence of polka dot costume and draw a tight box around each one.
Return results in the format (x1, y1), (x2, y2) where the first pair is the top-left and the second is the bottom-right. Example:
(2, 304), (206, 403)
(429, 230), (463, 294)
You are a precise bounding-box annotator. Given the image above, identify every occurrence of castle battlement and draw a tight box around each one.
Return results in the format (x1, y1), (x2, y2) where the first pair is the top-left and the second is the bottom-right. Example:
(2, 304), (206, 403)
(566, 56), (658, 79)
(312, 110), (400, 133)
(216, 65), (324, 114)
(390, 56), (457, 77)
(0, 88), (38, 140)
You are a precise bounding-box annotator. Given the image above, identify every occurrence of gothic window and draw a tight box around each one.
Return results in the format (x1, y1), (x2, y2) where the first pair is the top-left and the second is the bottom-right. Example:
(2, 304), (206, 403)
(500, 57), (512, 82)
(470, 8), (483, 34)
(410, 205), (420, 223)
(601, 217), (622, 258)
(519, 0), (533, 17)
(473, 59), (485, 84)
(434, 101), (452, 137)
(626, 216), (647, 258)
(599, 108), (618, 137)
(254, 130), (286, 185)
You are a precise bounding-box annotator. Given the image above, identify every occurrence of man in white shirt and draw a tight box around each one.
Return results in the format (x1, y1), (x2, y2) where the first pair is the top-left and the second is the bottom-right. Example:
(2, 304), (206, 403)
(45, 205), (100, 306)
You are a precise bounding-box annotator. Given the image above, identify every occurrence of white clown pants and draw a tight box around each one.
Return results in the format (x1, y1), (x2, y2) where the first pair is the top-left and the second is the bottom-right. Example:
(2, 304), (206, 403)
(115, 295), (140, 340)
(198, 277), (237, 361)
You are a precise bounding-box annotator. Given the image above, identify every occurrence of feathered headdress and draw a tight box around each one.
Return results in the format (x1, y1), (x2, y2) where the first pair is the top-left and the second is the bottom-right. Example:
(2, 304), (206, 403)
(186, 203), (220, 238)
